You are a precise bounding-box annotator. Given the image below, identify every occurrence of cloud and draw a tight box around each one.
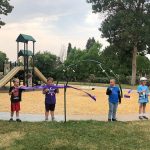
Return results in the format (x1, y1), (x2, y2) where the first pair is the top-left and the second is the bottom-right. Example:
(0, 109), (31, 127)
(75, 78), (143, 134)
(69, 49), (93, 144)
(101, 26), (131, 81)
(0, 0), (109, 61)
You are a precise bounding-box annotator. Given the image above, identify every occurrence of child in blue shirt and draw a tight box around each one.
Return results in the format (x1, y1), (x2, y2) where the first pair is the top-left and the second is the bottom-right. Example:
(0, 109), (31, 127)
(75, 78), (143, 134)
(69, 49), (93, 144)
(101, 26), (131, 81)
(137, 77), (149, 120)
(106, 79), (121, 122)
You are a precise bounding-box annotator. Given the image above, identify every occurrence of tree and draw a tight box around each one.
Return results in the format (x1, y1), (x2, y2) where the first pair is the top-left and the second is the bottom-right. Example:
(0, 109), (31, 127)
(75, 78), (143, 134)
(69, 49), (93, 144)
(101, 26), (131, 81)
(86, 37), (96, 51)
(67, 43), (72, 58)
(0, 51), (8, 72)
(137, 55), (150, 77)
(0, 0), (14, 28)
(34, 51), (62, 79)
(87, 0), (150, 85)
(64, 41), (103, 81)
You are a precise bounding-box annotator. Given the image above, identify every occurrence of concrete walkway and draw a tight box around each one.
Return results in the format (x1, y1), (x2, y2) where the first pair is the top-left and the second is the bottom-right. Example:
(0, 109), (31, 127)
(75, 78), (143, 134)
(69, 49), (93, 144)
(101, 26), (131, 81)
(0, 112), (149, 122)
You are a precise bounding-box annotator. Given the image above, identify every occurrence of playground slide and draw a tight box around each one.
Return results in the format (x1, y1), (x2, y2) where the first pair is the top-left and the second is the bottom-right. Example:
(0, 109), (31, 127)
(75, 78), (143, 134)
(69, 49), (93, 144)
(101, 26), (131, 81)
(34, 67), (47, 84)
(0, 66), (23, 87)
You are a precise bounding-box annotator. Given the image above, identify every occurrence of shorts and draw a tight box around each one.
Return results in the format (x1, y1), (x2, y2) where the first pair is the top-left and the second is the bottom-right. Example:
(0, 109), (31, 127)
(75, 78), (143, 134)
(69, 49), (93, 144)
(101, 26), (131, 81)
(11, 102), (20, 112)
(45, 103), (55, 111)
(139, 102), (147, 105)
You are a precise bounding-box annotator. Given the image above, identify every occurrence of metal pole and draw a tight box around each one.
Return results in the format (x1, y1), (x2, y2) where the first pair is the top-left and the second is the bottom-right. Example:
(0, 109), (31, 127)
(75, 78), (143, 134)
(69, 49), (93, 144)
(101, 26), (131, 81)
(10, 61), (12, 87)
(17, 42), (19, 64)
(64, 84), (67, 123)
(32, 41), (35, 86)
(26, 42), (29, 87)
(24, 43), (26, 86)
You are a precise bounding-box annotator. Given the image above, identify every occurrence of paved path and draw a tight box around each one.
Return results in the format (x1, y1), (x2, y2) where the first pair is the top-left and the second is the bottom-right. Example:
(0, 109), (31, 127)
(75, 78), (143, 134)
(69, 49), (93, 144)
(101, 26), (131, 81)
(0, 112), (149, 122)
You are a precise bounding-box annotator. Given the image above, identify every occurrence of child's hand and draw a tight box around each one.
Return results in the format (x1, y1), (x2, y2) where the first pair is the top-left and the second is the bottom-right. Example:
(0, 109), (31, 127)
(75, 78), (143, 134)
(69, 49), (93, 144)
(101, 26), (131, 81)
(45, 89), (49, 92)
(11, 89), (15, 93)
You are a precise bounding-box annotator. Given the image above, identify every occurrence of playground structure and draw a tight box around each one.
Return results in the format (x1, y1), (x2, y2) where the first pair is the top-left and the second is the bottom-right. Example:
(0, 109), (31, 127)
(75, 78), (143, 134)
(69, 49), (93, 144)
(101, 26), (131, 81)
(0, 34), (47, 88)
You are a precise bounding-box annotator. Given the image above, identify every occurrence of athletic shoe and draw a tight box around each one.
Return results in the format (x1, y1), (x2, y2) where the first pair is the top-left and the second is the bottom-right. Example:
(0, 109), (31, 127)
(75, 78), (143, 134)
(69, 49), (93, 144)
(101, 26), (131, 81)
(108, 119), (112, 122)
(9, 118), (13, 122)
(16, 119), (22, 122)
(143, 116), (148, 120)
(45, 118), (48, 121)
(139, 116), (143, 120)
(112, 118), (117, 121)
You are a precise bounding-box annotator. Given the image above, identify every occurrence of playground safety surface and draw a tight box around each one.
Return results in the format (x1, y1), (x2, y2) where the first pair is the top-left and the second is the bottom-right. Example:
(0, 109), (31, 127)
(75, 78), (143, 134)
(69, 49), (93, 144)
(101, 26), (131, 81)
(0, 86), (150, 121)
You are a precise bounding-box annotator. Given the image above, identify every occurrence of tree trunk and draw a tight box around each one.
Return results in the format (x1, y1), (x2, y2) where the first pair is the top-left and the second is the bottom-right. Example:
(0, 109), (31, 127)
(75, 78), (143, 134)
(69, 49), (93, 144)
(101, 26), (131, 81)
(131, 45), (137, 85)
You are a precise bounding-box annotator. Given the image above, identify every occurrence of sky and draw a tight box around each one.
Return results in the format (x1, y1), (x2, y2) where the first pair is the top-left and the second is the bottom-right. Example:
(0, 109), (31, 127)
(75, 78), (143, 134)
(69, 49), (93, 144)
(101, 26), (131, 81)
(0, 0), (109, 61)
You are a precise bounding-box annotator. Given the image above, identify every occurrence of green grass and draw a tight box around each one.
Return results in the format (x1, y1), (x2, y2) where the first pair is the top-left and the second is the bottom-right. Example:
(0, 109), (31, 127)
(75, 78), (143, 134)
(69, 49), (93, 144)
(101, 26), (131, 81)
(0, 120), (150, 150)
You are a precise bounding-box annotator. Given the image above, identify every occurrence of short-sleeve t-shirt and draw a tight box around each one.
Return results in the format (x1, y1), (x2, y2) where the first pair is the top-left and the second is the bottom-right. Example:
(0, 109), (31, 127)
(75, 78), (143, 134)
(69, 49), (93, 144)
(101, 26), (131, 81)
(137, 85), (149, 103)
(44, 85), (57, 105)
(107, 86), (120, 103)
(9, 86), (23, 103)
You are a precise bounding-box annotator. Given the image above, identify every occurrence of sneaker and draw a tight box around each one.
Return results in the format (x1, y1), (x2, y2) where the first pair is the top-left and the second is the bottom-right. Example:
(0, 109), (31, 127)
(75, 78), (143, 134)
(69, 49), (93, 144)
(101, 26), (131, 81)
(45, 118), (48, 121)
(9, 118), (13, 122)
(112, 118), (117, 121)
(16, 119), (22, 122)
(143, 116), (148, 120)
(139, 116), (143, 120)
(108, 119), (112, 122)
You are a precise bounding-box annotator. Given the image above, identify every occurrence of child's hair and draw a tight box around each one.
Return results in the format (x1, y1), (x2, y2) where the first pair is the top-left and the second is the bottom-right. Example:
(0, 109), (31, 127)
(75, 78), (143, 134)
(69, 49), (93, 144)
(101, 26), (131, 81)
(110, 79), (116, 83)
(13, 78), (19, 83)
(47, 77), (54, 82)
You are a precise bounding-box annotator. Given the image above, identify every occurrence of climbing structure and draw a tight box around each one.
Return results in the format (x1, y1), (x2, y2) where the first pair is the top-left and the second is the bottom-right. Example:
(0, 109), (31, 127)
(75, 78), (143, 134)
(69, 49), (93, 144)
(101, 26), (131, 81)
(0, 34), (47, 87)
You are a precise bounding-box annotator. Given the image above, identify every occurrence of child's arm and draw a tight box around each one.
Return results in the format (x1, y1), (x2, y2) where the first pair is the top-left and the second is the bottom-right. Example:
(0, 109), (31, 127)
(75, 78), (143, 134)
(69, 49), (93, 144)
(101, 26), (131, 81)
(55, 88), (59, 94)
(106, 87), (112, 95)
(118, 90), (121, 104)
(9, 87), (14, 95)
(43, 89), (49, 94)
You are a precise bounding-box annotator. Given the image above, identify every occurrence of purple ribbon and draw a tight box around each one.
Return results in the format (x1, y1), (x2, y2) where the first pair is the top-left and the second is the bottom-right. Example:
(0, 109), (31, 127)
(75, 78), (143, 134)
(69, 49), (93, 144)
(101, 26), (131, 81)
(124, 89), (133, 99)
(128, 89), (132, 94)
(19, 85), (96, 101)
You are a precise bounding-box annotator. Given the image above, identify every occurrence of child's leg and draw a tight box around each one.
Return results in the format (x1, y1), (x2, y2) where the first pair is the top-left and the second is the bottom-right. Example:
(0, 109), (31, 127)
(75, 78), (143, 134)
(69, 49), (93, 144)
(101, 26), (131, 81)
(50, 111), (55, 120)
(112, 103), (118, 120)
(45, 111), (49, 121)
(50, 104), (55, 121)
(10, 103), (14, 120)
(143, 103), (146, 114)
(139, 103), (143, 116)
(10, 111), (14, 119)
(45, 103), (49, 120)
(15, 102), (21, 121)
(16, 111), (19, 119)
(108, 102), (113, 120)
(142, 103), (148, 119)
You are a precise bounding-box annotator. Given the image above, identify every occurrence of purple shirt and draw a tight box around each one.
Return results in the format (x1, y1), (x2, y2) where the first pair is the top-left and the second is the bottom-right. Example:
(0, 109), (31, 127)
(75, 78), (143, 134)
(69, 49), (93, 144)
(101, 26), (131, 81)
(44, 85), (57, 104)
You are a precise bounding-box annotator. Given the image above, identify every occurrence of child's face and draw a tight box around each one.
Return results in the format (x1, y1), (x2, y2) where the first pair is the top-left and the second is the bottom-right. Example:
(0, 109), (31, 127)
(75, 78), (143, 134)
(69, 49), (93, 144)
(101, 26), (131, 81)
(110, 80), (115, 86)
(13, 79), (19, 87)
(141, 81), (147, 85)
(47, 80), (53, 85)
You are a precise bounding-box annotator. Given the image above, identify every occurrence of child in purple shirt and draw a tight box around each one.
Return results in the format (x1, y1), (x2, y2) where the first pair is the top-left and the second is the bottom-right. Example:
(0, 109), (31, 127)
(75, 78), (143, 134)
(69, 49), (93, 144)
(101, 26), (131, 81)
(43, 77), (59, 121)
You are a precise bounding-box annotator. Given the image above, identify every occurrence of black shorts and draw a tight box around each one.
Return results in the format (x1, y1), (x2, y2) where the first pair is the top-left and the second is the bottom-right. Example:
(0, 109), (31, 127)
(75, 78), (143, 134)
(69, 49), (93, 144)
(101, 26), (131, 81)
(45, 103), (55, 111)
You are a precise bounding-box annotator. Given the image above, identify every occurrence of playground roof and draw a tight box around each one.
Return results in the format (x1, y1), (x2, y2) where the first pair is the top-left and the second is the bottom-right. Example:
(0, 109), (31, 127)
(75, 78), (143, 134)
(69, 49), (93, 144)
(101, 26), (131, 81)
(16, 34), (36, 43)
(18, 50), (33, 57)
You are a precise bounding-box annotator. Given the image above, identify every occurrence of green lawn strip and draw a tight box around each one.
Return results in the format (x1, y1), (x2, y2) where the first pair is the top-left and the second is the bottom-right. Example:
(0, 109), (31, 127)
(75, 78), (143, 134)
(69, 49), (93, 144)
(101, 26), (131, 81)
(0, 121), (150, 150)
